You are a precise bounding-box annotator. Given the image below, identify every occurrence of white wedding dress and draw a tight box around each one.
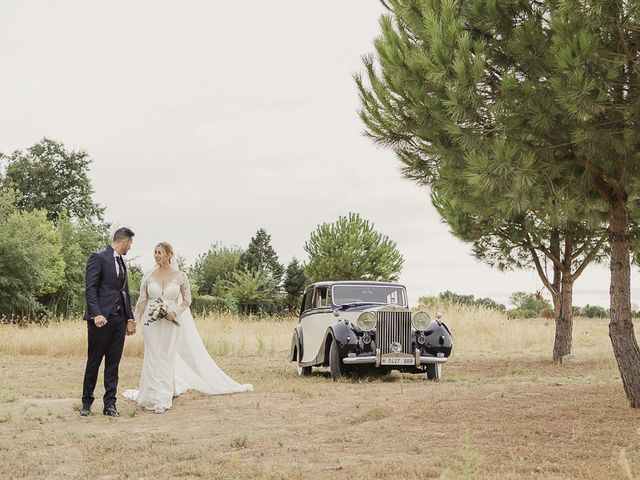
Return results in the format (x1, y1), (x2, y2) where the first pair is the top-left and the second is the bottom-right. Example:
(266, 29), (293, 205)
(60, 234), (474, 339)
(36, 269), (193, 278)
(122, 269), (252, 411)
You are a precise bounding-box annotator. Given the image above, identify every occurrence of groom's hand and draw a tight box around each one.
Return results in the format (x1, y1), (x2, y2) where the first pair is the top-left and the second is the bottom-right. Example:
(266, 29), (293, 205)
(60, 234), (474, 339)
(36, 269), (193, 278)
(94, 315), (108, 328)
(126, 321), (136, 336)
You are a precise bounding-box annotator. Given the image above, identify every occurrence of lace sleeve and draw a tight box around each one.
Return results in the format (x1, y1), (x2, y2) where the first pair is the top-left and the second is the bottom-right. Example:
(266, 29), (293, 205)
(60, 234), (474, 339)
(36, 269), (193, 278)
(133, 278), (149, 323)
(174, 271), (192, 316)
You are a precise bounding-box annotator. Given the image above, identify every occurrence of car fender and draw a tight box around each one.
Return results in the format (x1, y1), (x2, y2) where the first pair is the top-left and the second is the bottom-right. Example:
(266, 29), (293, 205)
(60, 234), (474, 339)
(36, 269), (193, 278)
(316, 320), (358, 364)
(290, 324), (305, 363)
(423, 320), (453, 357)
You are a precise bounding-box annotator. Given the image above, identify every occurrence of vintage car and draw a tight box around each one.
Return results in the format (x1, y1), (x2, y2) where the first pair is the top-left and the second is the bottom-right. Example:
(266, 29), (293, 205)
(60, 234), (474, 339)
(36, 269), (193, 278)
(290, 281), (452, 380)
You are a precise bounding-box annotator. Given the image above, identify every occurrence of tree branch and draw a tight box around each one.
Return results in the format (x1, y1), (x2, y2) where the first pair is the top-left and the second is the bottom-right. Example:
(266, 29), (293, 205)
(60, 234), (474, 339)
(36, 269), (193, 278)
(616, 22), (640, 76)
(528, 246), (557, 296)
(573, 234), (607, 280)
(523, 229), (564, 270)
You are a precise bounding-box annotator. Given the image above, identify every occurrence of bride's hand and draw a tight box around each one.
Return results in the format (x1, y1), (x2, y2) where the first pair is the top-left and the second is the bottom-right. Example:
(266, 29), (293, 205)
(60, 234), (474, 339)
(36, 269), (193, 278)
(165, 311), (177, 322)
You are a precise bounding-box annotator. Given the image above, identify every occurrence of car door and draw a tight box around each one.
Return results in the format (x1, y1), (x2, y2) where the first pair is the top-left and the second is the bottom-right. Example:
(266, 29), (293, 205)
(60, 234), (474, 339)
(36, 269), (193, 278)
(300, 286), (335, 364)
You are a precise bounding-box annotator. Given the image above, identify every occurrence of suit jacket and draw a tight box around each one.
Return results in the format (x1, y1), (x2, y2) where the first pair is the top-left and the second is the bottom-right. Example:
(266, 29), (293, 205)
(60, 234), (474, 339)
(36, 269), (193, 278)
(84, 246), (134, 321)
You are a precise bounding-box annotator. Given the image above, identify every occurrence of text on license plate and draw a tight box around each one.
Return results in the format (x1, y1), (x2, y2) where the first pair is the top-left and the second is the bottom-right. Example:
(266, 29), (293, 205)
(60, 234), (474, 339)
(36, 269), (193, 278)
(381, 357), (414, 365)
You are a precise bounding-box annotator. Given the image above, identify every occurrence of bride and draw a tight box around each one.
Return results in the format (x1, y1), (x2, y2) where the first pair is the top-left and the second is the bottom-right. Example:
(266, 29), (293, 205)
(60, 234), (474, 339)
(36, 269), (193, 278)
(123, 242), (252, 413)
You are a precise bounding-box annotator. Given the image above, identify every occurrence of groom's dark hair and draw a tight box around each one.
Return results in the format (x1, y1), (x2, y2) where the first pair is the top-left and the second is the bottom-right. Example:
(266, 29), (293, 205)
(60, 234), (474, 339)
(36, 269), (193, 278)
(113, 227), (135, 242)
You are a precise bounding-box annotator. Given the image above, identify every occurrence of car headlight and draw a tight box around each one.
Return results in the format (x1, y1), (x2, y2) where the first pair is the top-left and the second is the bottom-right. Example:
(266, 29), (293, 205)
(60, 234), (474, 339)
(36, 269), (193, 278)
(357, 312), (376, 331)
(412, 311), (431, 331)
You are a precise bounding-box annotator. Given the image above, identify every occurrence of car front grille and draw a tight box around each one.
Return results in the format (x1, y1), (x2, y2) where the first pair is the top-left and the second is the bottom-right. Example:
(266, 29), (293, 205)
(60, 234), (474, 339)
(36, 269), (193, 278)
(376, 311), (412, 354)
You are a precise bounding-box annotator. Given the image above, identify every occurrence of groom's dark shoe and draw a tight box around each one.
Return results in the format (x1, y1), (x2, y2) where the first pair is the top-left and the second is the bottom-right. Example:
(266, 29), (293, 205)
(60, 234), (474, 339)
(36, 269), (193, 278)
(103, 405), (120, 417)
(79, 406), (91, 417)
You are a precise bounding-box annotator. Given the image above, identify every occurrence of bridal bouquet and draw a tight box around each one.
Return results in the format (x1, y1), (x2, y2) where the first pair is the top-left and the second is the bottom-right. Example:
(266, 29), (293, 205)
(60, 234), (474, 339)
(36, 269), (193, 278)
(144, 298), (180, 327)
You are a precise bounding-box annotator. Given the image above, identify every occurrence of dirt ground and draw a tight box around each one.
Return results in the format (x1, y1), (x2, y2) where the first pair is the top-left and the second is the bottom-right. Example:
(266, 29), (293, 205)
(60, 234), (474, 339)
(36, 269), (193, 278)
(1, 352), (639, 479)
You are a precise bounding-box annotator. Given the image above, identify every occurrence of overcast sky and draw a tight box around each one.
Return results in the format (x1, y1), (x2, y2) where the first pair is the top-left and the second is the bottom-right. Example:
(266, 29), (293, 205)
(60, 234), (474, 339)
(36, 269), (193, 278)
(1, 1), (637, 307)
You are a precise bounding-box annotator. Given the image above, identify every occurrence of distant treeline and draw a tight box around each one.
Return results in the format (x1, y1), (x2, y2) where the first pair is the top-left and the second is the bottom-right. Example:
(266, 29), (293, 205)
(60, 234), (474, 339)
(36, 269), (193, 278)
(418, 290), (637, 319)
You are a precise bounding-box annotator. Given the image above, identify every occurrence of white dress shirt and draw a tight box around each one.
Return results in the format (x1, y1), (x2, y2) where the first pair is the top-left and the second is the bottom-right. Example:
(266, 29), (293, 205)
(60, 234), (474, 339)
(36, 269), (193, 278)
(113, 250), (123, 277)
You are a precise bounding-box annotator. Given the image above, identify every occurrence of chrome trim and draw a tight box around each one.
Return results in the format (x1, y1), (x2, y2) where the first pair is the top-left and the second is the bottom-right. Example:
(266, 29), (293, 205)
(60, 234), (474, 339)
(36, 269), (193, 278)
(375, 348), (381, 367)
(411, 310), (431, 330)
(417, 356), (448, 364)
(357, 312), (376, 331)
(343, 355), (448, 365)
(376, 311), (412, 355)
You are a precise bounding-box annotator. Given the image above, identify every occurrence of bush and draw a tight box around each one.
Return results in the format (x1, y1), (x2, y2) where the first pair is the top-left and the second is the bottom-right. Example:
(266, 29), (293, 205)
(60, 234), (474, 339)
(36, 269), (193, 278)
(577, 304), (609, 318)
(191, 243), (243, 296)
(506, 292), (552, 319)
(418, 291), (506, 312)
(190, 295), (222, 315)
(540, 308), (555, 319)
(507, 308), (540, 319)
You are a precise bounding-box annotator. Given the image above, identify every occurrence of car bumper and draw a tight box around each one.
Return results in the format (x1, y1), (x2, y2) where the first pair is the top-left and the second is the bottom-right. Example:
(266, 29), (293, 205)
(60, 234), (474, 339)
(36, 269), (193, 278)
(342, 348), (448, 367)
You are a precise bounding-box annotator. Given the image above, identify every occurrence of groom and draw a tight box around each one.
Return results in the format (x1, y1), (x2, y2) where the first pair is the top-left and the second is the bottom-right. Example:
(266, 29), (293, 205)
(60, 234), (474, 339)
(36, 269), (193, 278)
(81, 227), (137, 417)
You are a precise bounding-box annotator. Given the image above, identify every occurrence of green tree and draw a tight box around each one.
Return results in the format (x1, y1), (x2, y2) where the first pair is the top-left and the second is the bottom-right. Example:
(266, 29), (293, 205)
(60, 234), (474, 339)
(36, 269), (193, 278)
(432, 190), (607, 360)
(282, 257), (308, 312)
(47, 213), (108, 316)
(507, 291), (553, 319)
(357, 0), (640, 406)
(238, 229), (284, 286)
(191, 243), (243, 295)
(127, 262), (144, 303)
(1, 138), (105, 224)
(304, 212), (404, 283)
(224, 269), (277, 315)
(0, 191), (64, 318)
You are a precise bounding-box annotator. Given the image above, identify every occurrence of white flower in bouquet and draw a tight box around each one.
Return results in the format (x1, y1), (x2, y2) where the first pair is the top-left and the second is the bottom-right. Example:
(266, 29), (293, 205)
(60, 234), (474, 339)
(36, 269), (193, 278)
(144, 298), (180, 326)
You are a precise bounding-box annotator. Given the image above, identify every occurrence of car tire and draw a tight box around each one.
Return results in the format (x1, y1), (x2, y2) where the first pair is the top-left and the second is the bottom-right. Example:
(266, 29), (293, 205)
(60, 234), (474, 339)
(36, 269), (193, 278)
(296, 342), (312, 377)
(329, 337), (344, 381)
(425, 363), (442, 381)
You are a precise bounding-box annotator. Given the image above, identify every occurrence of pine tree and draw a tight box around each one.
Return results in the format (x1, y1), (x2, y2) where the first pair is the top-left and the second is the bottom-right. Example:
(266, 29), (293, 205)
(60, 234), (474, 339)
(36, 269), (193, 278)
(237, 229), (284, 287)
(304, 213), (404, 282)
(282, 258), (308, 313)
(283, 258), (307, 297)
(357, 0), (640, 405)
(432, 185), (608, 361)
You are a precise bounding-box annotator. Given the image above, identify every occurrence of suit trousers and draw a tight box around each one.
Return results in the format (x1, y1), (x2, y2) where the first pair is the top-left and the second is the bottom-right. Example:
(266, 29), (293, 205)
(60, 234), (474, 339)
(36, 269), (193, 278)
(81, 308), (127, 410)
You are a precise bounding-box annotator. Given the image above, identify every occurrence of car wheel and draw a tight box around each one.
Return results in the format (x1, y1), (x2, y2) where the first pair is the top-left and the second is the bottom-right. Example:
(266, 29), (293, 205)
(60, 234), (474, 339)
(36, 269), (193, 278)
(329, 337), (344, 381)
(296, 343), (312, 377)
(425, 363), (442, 381)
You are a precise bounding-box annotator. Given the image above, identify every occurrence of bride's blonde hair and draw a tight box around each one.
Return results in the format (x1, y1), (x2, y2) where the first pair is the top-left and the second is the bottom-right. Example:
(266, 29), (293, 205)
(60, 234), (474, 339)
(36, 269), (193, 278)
(156, 242), (174, 265)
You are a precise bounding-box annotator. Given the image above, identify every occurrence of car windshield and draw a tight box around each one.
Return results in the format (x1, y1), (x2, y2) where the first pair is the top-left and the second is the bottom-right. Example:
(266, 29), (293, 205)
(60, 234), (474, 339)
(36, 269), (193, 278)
(332, 285), (407, 307)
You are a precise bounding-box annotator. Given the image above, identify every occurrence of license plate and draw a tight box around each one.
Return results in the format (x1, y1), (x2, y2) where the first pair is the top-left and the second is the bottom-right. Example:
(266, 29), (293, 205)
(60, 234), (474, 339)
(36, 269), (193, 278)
(381, 356), (414, 365)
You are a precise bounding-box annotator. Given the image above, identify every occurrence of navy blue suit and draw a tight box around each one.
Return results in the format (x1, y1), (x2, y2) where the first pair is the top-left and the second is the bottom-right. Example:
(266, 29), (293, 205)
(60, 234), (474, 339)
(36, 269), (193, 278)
(81, 246), (133, 411)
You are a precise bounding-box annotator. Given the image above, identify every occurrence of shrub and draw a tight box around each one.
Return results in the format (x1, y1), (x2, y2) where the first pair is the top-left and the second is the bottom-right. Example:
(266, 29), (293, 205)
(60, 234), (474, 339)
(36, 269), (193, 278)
(578, 304), (609, 318)
(418, 291), (506, 312)
(507, 292), (552, 319)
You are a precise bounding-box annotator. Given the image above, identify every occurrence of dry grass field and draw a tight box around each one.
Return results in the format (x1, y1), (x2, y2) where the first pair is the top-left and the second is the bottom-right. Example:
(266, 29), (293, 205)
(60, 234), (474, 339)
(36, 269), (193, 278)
(1, 307), (640, 479)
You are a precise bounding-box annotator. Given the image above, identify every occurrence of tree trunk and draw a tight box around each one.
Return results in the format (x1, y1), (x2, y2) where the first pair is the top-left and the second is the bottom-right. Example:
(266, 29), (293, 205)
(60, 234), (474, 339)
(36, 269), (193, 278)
(551, 290), (561, 324)
(553, 276), (573, 362)
(608, 198), (640, 407)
